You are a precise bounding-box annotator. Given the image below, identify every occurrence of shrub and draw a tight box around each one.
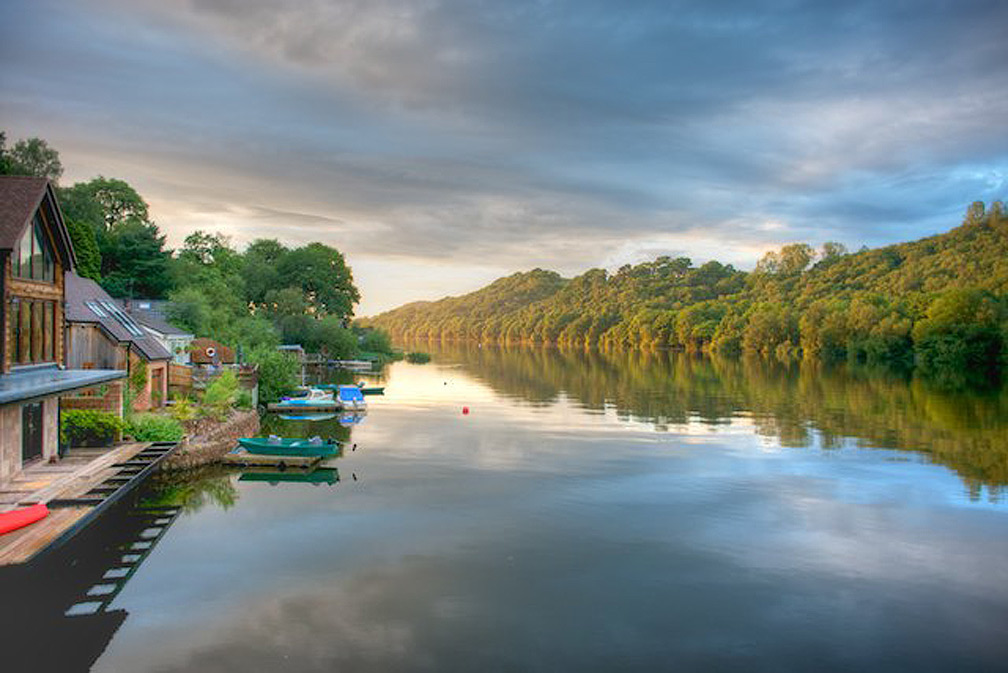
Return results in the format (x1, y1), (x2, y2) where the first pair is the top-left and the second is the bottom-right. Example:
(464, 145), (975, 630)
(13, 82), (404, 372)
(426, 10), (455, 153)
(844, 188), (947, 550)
(202, 370), (239, 419)
(235, 390), (253, 410)
(170, 395), (198, 422)
(61, 410), (123, 447)
(127, 414), (184, 442)
(405, 351), (431, 364)
(357, 328), (393, 355)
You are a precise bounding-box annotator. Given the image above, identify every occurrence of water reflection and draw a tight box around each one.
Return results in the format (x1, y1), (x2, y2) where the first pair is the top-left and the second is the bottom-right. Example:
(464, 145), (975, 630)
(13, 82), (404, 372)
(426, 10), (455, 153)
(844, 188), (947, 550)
(0, 492), (184, 672)
(411, 342), (1008, 496)
(238, 467), (340, 486)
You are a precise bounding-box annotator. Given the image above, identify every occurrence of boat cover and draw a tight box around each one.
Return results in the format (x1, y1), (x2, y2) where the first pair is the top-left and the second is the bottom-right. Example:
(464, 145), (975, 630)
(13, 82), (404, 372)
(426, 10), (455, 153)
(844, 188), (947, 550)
(337, 385), (365, 403)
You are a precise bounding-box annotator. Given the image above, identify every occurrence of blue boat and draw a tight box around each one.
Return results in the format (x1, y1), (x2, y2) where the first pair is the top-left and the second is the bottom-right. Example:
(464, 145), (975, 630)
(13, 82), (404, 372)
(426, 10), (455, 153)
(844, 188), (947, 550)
(337, 385), (366, 411)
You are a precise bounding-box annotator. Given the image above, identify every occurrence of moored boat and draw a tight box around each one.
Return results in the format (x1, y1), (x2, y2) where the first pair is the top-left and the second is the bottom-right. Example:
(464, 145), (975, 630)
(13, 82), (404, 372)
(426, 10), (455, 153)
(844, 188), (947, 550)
(280, 388), (334, 405)
(337, 384), (367, 411)
(238, 436), (342, 457)
(269, 387), (340, 412)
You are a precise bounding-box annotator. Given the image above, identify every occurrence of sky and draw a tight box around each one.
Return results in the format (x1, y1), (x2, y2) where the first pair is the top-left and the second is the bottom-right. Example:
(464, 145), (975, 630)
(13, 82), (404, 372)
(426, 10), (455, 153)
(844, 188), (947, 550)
(1, 0), (1006, 315)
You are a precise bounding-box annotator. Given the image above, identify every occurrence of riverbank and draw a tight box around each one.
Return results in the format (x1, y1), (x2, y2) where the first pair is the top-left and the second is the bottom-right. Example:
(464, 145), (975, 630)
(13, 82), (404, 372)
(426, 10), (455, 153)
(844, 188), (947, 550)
(161, 410), (260, 471)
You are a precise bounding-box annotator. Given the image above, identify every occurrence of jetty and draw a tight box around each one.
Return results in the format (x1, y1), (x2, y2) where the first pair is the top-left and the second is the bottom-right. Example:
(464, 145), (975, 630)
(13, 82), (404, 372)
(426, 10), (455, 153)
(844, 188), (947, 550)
(221, 448), (323, 469)
(0, 441), (179, 566)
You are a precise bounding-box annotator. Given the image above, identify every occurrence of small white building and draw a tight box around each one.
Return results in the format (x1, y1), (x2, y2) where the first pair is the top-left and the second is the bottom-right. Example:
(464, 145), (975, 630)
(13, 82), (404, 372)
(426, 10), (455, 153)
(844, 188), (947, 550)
(122, 301), (194, 365)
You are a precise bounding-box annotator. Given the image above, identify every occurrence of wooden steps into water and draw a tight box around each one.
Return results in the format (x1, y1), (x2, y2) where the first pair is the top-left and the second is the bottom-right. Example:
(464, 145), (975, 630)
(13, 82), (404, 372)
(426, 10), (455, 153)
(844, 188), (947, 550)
(0, 441), (180, 566)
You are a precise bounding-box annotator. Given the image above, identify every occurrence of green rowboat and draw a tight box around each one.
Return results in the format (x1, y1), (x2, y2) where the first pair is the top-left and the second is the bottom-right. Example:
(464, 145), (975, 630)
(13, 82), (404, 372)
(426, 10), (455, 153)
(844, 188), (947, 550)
(237, 437), (342, 457)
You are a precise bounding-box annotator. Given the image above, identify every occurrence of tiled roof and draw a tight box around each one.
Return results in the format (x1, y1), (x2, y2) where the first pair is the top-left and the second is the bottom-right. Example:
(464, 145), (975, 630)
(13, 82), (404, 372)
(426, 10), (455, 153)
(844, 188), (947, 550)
(0, 176), (76, 267)
(0, 176), (48, 249)
(64, 272), (173, 361)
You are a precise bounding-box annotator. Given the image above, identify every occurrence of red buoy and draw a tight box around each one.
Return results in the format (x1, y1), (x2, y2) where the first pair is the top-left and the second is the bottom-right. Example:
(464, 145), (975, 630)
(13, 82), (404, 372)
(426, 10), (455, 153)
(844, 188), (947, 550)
(462, 406), (470, 415)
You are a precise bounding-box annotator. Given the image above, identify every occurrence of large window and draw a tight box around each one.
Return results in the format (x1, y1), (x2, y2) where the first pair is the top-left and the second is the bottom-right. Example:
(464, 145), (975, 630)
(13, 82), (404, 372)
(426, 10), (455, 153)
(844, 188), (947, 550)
(10, 298), (57, 364)
(12, 214), (55, 283)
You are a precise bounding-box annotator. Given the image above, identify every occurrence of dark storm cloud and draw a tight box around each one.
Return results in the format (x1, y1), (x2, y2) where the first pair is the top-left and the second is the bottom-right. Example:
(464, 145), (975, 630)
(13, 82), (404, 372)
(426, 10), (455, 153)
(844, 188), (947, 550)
(1, 0), (1006, 311)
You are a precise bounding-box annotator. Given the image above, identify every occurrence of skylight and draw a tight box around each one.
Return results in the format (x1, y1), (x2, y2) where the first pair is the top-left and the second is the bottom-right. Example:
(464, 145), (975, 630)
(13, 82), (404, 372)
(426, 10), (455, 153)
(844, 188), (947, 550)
(85, 301), (107, 318)
(99, 300), (145, 337)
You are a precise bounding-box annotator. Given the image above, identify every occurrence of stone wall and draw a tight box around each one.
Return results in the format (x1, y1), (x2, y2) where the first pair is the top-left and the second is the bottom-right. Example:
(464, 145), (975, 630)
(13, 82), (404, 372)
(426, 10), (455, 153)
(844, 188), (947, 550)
(0, 404), (21, 484)
(161, 409), (259, 471)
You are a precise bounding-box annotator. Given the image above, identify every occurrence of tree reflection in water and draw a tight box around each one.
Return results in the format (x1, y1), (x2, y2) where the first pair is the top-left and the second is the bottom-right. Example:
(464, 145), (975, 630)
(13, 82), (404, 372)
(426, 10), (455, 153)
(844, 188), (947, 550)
(417, 342), (1008, 498)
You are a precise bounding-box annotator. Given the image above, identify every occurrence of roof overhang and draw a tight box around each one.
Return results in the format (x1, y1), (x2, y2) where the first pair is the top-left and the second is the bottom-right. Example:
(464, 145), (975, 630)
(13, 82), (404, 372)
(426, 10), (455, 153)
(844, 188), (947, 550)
(0, 365), (126, 406)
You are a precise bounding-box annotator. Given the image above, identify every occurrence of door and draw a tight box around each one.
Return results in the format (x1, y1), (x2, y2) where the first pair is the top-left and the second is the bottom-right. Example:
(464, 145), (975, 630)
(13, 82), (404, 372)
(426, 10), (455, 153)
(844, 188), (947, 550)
(22, 401), (44, 463)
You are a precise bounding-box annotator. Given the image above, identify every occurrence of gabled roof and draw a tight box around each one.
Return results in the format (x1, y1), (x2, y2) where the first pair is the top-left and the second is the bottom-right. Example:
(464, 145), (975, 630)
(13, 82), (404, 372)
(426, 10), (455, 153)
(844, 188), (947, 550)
(64, 272), (172, 361)
(0, 176), (76, 269)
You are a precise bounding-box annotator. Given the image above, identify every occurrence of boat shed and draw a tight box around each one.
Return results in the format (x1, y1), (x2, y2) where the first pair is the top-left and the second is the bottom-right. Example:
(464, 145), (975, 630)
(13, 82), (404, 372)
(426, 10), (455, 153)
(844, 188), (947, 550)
(0, 176), (126, 484)
(64, 272), (173, 411)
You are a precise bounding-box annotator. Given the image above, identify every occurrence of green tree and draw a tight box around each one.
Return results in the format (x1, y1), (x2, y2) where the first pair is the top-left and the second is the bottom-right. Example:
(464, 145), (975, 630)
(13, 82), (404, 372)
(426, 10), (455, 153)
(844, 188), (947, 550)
(66, 219), (102, 280)
(247, 348), (299, 404)
(242, 239), (287, 306)
(276, 243), (360, 319)
(0, 133), (63, 182)
(60, 177), (173, 298)
(99, 220), (173, 297)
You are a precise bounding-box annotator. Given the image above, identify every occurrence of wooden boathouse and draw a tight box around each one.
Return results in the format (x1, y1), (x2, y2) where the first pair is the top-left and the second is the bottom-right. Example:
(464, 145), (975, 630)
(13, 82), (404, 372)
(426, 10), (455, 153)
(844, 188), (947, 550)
(0, 176), (178, 564)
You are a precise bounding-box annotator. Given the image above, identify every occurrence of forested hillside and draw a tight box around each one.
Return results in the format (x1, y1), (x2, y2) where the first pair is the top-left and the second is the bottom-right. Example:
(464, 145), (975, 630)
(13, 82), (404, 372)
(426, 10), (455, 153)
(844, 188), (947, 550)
(364, 202), (1008, 375)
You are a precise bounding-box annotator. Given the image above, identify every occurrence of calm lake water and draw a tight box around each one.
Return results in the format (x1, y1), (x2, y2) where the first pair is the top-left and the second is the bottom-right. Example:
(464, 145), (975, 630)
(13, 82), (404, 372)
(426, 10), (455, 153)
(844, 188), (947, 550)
(4, 345), (1008, 672)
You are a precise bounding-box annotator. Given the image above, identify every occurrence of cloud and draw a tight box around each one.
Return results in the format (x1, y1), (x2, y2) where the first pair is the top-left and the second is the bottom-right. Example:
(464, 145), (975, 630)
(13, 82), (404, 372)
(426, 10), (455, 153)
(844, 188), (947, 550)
(1, 0), (1006, 312)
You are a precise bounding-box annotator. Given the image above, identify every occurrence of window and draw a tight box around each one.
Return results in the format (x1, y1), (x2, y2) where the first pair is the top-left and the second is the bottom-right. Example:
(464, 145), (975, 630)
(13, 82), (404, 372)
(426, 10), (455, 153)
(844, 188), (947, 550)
(12, 213), (55, 282)
(10, 298), (57, 365)
(43, 302), (54, 361)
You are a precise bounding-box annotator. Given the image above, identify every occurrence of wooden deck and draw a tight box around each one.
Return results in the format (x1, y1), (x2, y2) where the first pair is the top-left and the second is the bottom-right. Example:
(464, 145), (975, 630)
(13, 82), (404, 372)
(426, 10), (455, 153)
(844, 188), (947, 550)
(221, 449), (322, 469)
(0, 442), (178, 566)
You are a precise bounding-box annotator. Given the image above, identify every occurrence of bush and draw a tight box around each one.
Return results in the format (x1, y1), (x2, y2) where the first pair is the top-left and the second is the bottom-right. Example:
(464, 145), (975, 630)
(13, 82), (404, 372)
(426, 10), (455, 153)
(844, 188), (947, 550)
(61, 410), (124, 447)
(357, 328), (393, 355)
(170, 395), (198, 422)
(203, 370), (239, 408)
(126, 414), (184, 442)
(235, 390), (253, 410)
(405, 351), (431, 364)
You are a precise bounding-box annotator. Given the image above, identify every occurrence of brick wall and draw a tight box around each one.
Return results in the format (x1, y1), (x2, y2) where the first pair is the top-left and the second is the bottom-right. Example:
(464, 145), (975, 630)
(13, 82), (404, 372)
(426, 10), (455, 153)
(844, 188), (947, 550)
(61, 381), (124, 418)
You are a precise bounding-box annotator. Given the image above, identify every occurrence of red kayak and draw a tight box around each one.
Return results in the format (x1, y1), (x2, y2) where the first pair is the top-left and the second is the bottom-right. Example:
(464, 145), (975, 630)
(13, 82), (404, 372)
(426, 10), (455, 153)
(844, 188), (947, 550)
(0, 503), (49, 536)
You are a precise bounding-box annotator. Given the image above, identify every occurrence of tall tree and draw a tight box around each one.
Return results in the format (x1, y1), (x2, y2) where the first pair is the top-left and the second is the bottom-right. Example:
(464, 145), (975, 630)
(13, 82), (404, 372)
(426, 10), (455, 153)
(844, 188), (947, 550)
(60, 177), (173, 298)
(276, 243), (360, 320)
(0, 132), (63, 182)
(241, 239), (287, 306)
(66, 219), (102, 280)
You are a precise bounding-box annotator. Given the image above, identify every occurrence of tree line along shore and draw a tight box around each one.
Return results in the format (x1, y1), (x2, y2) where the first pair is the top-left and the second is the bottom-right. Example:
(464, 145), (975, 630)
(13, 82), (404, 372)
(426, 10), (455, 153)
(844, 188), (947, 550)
(363, 202), (1008, 382)
(1, 131), (397, 401)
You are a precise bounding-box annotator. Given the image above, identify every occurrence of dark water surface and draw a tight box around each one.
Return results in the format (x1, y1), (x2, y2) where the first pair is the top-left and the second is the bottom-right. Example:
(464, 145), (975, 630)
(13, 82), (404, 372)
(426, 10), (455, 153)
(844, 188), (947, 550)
(5, 346), (1008, 672)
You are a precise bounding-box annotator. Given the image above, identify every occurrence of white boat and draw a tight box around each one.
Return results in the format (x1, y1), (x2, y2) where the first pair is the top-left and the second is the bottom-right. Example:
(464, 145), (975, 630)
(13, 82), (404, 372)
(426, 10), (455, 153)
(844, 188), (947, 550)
(278, 387), (335, 407)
